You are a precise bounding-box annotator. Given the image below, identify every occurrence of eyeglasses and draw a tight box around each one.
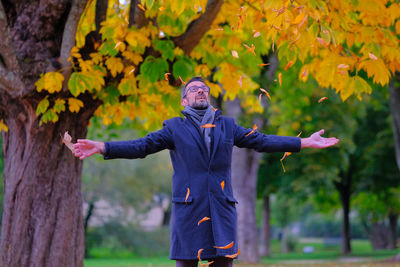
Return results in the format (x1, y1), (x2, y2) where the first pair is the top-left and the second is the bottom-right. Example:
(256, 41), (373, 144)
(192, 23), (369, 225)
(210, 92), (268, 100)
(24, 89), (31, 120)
(185, 85), (210, 95)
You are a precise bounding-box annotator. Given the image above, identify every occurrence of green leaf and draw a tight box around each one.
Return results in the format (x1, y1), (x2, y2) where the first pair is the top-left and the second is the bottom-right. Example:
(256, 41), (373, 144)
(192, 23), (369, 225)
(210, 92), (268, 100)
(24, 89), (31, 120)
(145, 0), (154, 9)
(36, 97), (50, 115)
(40, 109), (58, 125)
(99, 40), (118, 57)
(173, 56), (195, 80)
(53, 99), (66, 113)
(140, 56), (169, 83)
(104, 85), (120, 105)
(68, 72), (89, 97)
(154, 39), (175, 61)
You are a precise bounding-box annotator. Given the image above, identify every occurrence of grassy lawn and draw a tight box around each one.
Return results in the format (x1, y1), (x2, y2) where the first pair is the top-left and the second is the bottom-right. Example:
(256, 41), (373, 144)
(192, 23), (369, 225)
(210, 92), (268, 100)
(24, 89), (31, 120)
(84, 239), (400, 267)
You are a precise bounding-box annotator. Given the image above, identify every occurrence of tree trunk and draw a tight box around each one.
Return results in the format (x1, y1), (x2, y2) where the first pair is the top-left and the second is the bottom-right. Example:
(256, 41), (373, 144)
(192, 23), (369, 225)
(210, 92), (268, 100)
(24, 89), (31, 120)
(259, 195), (271, 256)
(388, 213), (398, 249)
(225, 98), (261, 263)
(338, 185), (352, 254)
(0, 98), (93, 267)
(389, 73), (400, 171)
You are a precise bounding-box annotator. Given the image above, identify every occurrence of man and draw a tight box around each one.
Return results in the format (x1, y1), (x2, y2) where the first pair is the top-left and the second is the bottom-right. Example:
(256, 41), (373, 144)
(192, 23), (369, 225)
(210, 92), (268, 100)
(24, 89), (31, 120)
(74, 77), (339, 266)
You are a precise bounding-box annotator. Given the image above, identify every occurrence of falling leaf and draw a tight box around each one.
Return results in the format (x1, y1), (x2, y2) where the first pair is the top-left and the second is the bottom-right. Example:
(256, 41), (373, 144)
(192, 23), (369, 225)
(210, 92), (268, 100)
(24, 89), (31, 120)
(231, 50), (239, 58)
(179, 76), (186, 85)
(127, 66), (135, 76)
(137, 4), (146, 11)
(258, 93), (263, 105)
(318, 96), (328, 103)
(284, 60), (294, 71)
(272, 6), (286, 16)
(243, 44), (256, 55)
(198, 217), (211, 226)
(245, 124), (258, 137)
(211, 107), (218, 112)
(164, 72), (171, 81)
(302, 68), (307, 77)
(272, 25), (281, 30)
(280, 152), (292, 172)
(316, 37), (328, 47)
(201, 261), (214, 267)
(296, 131), (302, 137)
(337, 70), (346, 75)
(258, 63), (270, 67)
(214, 241), (234, 249)
(260, 88), (271, 100)
(225, 248), (240, 259)
(337, 64), (349, 69)
(159, 6), (165, 11)
(221, 180), (225, 190)
(62, 131), (75, 153)
(238, 75), (243, 87)
(197, 248), (204, 261)
(201, 124), (216, 128)
(278, 73), (282, 86)
(185, 188), (190, 204)
(368, 52), (378, 60)
(272, 39), (275, 52)
(214, 28), (224, 31)
(253, 31), (261, 38)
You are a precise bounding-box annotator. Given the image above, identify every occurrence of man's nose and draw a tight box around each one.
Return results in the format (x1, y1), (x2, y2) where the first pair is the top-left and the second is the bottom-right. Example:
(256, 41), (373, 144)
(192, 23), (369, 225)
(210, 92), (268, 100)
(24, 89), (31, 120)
(197, 88), (204, 95)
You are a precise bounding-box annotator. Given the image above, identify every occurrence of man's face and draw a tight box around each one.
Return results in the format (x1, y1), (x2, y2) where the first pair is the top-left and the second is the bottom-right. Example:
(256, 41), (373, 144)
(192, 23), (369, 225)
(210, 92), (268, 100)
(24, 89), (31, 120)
(181, 81), (210, 109)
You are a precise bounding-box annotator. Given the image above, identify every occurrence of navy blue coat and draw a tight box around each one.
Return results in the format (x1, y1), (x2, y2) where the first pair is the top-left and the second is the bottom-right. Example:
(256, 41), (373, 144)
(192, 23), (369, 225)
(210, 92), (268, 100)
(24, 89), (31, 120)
(103, 110), (301, 260)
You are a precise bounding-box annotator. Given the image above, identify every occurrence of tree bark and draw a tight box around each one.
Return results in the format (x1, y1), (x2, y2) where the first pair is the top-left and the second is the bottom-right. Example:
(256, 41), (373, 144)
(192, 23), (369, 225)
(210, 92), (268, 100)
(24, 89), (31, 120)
(225, 98), (261, 263)
(389, 73), (400, 171)
(388, 213), (398, 249)
(0, 97), (95, 266)
(335, 179), (352, 255)
(259, 195), (271, 256)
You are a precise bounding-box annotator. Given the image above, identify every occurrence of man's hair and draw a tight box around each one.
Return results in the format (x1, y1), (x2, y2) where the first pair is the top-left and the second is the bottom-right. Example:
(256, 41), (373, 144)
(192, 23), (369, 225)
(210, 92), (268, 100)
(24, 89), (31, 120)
(181, 76), (207, 99)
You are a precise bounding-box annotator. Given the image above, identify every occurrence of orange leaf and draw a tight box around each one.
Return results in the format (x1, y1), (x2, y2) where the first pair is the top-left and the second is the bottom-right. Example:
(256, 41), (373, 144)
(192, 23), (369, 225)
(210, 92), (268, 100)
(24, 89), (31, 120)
(278, 73), (282, 86)
(243, 44), (256, 55)
(225, 248), (240, 259)
(296, 131), (302, 137)
(201, 261), (214, 267)
(201, 124), (216, 128)
(318, 97), (328, 103)
(179, 76), (186, 85)
(197, 248), (204, 261)
(258, 93), (262, 105)
(214, 241), (234, 249)
(281, 152), (292, 161)
(316, 37), (328, 47)
(368, 52), (378, 60)
(62, 131), (75, 153)
(164, 73), (171, 81)
(258, 63), (270, 67)
(211, 107), (218, 112)
(245, 124), (258, 137)
(137, 4), (146, 11)
(185, 188), (190, 204)
(214, 28), (224, 31)
(221, 180), (225, 190)
(260, 88), (271, 100)
(198, 217), (211, 226)
(280, 159), (286, 173)
(284, 60), (294, 71)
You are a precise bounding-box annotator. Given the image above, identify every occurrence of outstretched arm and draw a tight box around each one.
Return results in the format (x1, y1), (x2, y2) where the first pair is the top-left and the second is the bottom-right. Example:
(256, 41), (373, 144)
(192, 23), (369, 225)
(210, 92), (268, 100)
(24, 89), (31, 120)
(301, 129), (339, 149)
(73, 139), (105, 160)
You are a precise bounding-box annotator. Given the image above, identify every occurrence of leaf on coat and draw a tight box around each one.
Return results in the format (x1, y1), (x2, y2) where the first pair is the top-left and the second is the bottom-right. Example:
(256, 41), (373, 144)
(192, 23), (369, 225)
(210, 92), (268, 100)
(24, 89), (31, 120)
(245, 124), (258, 137)
(198, 217), (211, 226)
(197, 248), (204, 261)
(211, 107), (218, 112)
(221, 180), (225, 190)
(62, 131), (75, 153)
(201, 124), (216, 128)
(225, 248), (240, 258)
(185, 188), (190, 204)
(214, 241), (234, 249)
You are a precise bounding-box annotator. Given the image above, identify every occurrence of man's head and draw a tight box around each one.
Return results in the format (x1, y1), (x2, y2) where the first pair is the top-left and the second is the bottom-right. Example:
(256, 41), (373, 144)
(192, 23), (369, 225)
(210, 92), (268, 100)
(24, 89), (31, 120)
(181, 77), (210, 109)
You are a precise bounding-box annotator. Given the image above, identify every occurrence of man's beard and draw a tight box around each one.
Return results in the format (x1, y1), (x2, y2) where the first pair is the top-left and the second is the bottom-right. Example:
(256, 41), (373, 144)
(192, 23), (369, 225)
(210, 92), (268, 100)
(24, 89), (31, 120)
(190, 98), (209, 109)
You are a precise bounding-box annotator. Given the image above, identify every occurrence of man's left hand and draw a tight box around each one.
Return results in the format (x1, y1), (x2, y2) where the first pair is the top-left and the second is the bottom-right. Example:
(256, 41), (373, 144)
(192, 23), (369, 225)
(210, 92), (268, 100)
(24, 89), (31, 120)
(301, 129), (339, 149)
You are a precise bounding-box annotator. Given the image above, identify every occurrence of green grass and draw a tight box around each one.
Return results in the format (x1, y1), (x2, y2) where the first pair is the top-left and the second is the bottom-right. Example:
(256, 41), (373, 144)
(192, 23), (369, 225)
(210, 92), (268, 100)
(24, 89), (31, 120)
(84, 239), (400, 267)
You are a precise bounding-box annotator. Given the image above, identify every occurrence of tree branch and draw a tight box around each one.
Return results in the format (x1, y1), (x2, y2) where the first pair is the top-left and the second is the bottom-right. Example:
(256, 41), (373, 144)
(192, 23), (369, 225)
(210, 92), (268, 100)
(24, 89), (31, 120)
(95, 0), (108, 31)
(60, 0), (87, 90)
(128, 0), (137, 28)
(0, 1), (20, 73)
(173, 0), (224, 55)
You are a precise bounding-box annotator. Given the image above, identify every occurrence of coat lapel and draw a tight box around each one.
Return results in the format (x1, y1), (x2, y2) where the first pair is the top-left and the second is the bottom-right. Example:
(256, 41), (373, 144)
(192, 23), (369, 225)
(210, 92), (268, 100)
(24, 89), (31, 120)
(183, 118), (209, 158)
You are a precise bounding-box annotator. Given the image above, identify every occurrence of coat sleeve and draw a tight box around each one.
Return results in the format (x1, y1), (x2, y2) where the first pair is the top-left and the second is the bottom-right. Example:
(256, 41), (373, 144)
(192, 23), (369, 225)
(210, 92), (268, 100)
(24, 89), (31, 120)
(233, 123), (301, 153)
(103, 120), (175, 159)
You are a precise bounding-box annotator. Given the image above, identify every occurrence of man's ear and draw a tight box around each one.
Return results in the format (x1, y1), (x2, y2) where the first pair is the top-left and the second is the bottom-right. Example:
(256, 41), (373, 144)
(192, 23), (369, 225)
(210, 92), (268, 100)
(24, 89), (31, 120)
(181, 98), (188, 106)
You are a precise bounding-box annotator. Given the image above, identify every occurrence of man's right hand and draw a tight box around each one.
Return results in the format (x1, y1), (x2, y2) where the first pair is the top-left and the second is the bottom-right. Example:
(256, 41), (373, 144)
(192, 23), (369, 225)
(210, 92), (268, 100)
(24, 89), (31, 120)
(73, 139), (105, 160)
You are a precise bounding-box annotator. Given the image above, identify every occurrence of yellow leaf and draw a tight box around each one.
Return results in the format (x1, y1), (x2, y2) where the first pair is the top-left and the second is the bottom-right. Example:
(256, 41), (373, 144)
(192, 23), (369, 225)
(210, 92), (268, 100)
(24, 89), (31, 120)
(122, 51), (143, 65)
(358, 58), (391, 86)
(0, 119), (8, 132)
(68, 98), (84, 113)
(125, 30), (151, 49)
(105, 57), (124, 77)
(35, 72), (64, 93)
